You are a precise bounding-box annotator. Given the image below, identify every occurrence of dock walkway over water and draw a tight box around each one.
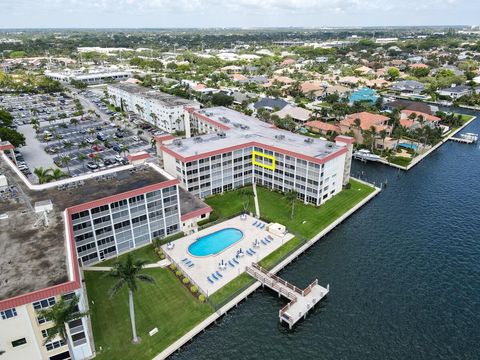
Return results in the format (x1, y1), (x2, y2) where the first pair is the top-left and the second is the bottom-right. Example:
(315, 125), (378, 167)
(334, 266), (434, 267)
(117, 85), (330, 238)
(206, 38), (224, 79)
(246, 263), (329, 329)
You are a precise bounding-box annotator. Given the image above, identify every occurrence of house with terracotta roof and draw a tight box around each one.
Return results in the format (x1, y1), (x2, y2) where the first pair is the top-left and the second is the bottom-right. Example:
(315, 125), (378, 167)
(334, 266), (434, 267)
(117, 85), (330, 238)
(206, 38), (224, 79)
(340, 112), (392, 144)
(304, 120), (341, 135)
(355, 66), (375, 75)
(231, 73), (249, 83)
(400, 110), (441, 128)
(281, 58), (296, 67)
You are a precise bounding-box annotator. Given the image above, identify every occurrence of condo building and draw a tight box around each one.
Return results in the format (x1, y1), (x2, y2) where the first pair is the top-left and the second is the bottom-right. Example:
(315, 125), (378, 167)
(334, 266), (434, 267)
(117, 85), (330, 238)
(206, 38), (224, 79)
(107, 83), (199, 133)
(45, 69), (131, 85)
(0, 149), (211, 360)
(159, 107), (354, 206)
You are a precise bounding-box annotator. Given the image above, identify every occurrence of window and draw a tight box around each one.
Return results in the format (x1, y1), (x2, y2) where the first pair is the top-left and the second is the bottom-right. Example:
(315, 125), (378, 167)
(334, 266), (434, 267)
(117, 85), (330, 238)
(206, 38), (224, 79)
(42, 328), (54, 338)
(11, 338), (27, 347)
(33, 297), (56, 310)
(45, 339), (66, 351)
(1, 308), (17, 319)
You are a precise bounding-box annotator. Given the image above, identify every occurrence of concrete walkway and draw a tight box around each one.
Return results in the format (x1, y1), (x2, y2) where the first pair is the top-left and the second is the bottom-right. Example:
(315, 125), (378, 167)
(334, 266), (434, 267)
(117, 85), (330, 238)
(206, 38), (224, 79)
(252, 182), (260, 218)
(154, 179), (381, 360)
(83, 259), (170, 272)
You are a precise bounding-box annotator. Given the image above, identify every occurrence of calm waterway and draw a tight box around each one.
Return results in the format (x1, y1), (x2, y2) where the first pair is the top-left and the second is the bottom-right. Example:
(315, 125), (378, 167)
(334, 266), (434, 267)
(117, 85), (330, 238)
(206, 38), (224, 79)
(172, 110), (480, 360)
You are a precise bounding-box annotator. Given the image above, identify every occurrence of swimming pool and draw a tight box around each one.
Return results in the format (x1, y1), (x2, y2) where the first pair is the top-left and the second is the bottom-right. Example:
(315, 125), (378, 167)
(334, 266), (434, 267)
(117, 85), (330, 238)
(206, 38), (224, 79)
(398, 142), (418, 151)
(188, 228), (244, 256)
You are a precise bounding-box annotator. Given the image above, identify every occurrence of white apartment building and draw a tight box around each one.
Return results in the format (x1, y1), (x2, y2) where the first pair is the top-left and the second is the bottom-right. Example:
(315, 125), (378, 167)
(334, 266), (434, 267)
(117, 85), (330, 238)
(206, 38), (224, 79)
(45, 69), (131, 85)
(0, 149), (211, 359)
(107, 83), (199, 133)
(159, 107), (354, 206)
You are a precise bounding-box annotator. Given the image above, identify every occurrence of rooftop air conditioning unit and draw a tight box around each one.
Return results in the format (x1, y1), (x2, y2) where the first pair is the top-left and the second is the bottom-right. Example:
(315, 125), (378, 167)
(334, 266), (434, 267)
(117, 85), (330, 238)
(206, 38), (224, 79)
(326, 143), (333, 148)
(173, 139), (182, 146)
(194, 137), (203, 142)
(304, 138), (314, 143)
(240, 125), (249, 130)
(217, 132), (226, 138)
(275, 134), (285, 140)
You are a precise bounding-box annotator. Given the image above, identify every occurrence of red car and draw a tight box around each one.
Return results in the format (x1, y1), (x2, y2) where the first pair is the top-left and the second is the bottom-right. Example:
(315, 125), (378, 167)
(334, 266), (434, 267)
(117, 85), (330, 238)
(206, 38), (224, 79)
(92, 144), (103, 152)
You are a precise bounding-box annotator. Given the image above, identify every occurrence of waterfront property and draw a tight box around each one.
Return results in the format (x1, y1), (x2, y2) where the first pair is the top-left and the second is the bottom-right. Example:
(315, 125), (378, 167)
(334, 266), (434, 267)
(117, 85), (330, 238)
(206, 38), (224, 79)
(160, 106), (355, 206)
(162, 214), (295, 296)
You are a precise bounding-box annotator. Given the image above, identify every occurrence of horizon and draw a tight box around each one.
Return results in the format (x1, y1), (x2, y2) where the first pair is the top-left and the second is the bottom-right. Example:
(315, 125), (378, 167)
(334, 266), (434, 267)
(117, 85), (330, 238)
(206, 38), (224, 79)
(1, 0), (479, 29)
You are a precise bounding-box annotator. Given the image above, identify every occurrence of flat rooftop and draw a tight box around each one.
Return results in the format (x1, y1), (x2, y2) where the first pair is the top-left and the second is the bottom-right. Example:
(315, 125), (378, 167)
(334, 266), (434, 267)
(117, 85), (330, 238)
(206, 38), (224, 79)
(109, 82), (196, 108)
(0, 159), (209, 301)
(166, 107), (344, 160)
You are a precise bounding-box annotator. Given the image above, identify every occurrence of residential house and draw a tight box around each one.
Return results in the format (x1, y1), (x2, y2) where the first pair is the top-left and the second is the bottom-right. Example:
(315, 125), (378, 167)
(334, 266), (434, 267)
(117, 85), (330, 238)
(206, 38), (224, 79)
(339, 112), (391, 144)
(304, 120), (340, 135)
(252, 97), (289, 111)
(272, 105), (312, 123)
(438, 85), (472, 99)
(390, 80), (425, 94)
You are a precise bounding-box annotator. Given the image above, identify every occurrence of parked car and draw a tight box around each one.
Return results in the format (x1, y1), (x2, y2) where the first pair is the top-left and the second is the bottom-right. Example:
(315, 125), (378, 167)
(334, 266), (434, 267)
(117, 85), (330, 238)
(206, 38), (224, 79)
(86, 162), (98, 170)
(97, 133), (106, 142)
(92, 145), (103, 152)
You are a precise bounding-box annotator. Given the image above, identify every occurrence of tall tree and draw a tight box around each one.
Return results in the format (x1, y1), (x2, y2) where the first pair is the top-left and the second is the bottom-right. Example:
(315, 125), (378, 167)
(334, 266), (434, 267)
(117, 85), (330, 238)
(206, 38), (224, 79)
(107, 254), (155, 344)
(38, 295), (89, 360)
(285, 190), (297, 220)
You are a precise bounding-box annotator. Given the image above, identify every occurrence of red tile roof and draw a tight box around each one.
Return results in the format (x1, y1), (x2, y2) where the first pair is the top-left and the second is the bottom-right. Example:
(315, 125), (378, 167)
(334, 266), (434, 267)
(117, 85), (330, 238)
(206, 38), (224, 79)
(305, 120), (340, 132)
(342, 112), (390, 131)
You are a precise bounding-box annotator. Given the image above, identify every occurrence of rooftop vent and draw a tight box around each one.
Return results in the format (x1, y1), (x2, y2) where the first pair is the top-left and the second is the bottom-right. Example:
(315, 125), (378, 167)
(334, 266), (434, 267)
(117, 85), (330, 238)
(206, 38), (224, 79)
(173, 139), (182, 147)
(275, 134), (285, 140)
(304, 138), (314, 143)
(194, 137), (203, 143)
(233, 123), (241, 128)
(217, 132), (226, 138)
(326, 143), (333, 148)
(219, 116), (230, 123)
(240, 124), (250, 130)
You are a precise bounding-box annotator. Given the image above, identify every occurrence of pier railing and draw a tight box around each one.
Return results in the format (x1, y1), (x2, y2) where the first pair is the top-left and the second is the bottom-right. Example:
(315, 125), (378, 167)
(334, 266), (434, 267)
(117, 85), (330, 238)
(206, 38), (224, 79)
(251, 263), (303, 295)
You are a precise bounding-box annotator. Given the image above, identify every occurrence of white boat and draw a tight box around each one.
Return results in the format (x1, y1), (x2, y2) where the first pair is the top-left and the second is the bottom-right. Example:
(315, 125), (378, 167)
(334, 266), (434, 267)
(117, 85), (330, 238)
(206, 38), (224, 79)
(461, 133), (478, 142)
(353, 149), (381, 162)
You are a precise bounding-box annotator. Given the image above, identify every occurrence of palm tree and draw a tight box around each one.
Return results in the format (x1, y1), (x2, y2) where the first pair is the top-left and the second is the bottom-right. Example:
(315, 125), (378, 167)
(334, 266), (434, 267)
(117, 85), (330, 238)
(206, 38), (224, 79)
(59, 155), (72, 175)
(77, 153), (88, 169)
(50, 168), (67, 181)
(240, 187), (254, 212)
(70, 118), (80, 129)
(107, 254), (155, 344)
(135, 104), (145, 120)
(150, 112), (158, 127)
(119, 144), (129, 158)
(379, 129), (388, 157)
(285, 190), (297, 220)
(37, 295), (89, 360)
(34, 167), (52, 184)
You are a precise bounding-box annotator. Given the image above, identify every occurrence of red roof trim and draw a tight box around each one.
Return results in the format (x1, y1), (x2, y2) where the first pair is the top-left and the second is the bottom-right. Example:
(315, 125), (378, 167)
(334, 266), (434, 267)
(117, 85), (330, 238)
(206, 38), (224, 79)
(127, 152), (151, 162)
(67, 179), (180, 214)
(0, 215), (81, 311)
(154, 134), (176, 143)
(161, 141), (347, 165)
(0, 144), (15, 151)
(190, 111), (230, 131)
(181, 206), (213, 222)
(335, 135), (356, 144)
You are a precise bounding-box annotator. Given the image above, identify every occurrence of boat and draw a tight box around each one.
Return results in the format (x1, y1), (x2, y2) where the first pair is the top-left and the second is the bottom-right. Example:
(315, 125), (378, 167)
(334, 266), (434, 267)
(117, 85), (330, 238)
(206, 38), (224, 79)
(460, 133), (478, 143)
(353, 149), (381, 162)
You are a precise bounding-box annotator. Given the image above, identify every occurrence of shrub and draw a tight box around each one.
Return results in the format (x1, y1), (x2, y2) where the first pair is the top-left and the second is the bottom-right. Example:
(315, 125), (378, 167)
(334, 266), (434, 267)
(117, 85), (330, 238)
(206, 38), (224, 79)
(160, 254), (165, 260)
(344, 182), (352, 189)
(190, 286), (198, 293)
(198, 294), (206, 303)
(175, 270), (182, 277)
(182, 277), (190, 285)
(169, 264), (177, 271)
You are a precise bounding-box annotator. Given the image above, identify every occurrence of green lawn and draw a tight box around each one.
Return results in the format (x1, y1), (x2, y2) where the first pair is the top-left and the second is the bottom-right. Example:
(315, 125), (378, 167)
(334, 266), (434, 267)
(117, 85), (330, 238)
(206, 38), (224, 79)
(204, 186), (255, 220)
(387, 156), (412, 167)
(206, 179), (375, 301)
(208, 273), (255, 307)
(94, 244), (159, 267)
(85, 269), (213, 360)
(256, 179), (375, 238)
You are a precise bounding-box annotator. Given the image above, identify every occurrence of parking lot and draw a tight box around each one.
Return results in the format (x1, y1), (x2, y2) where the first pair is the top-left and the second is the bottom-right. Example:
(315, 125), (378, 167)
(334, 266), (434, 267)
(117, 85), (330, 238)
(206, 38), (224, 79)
(2, 90), (162, 181)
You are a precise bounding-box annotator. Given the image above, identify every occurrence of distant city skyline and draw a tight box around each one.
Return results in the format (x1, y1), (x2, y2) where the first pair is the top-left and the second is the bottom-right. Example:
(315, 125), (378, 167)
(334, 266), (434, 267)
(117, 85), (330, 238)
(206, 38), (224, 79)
(1, 0), (479, 29)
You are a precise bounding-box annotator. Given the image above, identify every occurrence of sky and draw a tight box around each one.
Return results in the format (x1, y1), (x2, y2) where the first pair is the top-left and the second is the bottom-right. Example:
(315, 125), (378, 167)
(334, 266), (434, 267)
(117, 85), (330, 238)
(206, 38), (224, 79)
(0, 0), (479, 28)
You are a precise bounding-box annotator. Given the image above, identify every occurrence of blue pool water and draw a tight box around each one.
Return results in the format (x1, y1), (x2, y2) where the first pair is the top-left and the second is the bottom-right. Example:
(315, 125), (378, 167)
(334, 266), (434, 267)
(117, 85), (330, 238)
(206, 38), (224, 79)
(349, 87), (379, 104)
(398, 142), (418, 150)
(188, 228), (244, 256)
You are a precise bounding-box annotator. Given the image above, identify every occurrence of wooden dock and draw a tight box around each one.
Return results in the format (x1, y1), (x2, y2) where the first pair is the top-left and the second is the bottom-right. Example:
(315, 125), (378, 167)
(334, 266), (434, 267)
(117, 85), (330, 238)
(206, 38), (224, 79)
(246, 263), (329, 329)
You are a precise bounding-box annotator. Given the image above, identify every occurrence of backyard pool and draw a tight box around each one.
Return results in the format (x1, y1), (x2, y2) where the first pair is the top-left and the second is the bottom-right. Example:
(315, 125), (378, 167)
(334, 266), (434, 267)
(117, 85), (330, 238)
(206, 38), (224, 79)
(398, 142), (418, 151)
(188, 228), (244, 256)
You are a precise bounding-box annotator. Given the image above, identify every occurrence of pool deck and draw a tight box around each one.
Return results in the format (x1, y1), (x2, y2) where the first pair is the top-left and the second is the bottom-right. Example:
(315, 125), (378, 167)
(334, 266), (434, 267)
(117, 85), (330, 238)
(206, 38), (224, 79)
(161, 214), (294, 296)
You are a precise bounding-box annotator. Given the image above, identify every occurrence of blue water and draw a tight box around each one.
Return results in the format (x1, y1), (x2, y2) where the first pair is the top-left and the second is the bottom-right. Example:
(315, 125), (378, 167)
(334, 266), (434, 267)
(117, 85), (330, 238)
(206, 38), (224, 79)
(188, 228), (244, 256)
(172, 108), (480, 359)
(349, 87), (379, 104)
(398, 142), (418, 150)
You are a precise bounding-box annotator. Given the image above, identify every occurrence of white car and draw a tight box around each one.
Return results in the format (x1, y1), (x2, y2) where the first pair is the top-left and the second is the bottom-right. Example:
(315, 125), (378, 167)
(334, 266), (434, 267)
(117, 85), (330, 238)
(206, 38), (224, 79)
(114, 155), (123, 163)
